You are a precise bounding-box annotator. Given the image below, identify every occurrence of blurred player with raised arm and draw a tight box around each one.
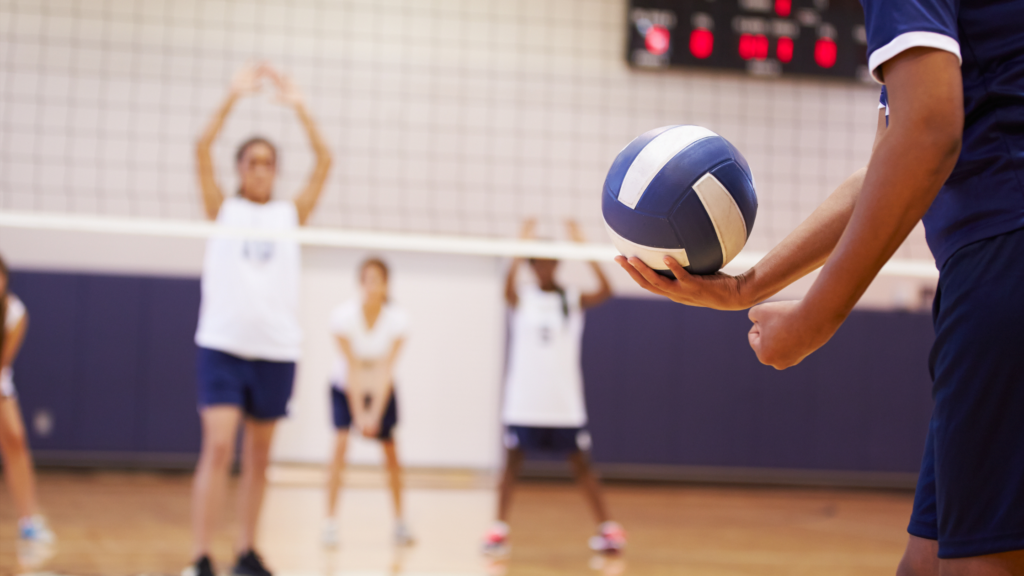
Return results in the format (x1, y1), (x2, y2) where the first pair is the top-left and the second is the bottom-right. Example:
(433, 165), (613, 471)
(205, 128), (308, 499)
(618, 1), (1024, 573)
(186, 62), (331, 576)
(483, 220), (625, 557)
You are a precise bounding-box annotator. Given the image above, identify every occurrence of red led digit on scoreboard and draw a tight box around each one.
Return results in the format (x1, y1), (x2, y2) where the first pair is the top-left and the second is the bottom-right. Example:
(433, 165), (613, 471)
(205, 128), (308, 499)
(776, 37), (793, 63)
(690, 28), (714, 59)
(738, 34), (769, 60)
(775, 0), (792, 17)
(645, 25), (671, 56)
(815, 37), (837, 68)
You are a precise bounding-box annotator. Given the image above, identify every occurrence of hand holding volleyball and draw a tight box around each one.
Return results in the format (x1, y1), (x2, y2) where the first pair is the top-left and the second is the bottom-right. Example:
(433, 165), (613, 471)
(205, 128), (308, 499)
(616, 255), (750, 311)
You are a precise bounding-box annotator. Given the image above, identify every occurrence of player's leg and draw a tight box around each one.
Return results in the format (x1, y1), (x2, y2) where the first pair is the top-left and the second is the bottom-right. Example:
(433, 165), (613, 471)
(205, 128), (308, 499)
(325, 429), (349, 519)
(483, 436), (524, 556)
(567, 450), (609, 524)
(235, 417), (276, 554)
(382, 439), (413, 545)
(229, 358), (294, 576)
(0, 395), (50, 541)
(896, 535), (939, 576)
(191, 405), (243, 560)
(378, 392), (411, 544)
(565, 431), (625, 553)
(496, 446), (524, 523)
(323, 387), (351, 547)
(939, 550), (1024, 576)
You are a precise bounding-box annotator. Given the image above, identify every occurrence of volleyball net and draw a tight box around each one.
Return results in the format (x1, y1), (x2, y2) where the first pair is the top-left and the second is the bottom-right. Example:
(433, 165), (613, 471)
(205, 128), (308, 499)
(0, 210), (938, 279)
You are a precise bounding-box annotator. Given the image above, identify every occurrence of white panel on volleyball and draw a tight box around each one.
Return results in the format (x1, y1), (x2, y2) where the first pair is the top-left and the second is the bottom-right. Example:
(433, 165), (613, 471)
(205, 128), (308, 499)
(617, 126), (719, 209)
(604, 222), (689, 272)
(692, 173), (749, 267)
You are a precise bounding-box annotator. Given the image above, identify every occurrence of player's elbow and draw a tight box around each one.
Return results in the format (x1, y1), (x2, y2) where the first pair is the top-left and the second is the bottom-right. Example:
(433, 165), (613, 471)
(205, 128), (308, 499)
(910, 107), (963, 172)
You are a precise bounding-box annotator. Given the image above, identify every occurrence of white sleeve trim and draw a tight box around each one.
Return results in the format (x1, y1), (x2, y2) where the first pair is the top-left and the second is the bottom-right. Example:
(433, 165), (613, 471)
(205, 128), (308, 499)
(868, 31), (962, 84)
(878, 102), (886, 109)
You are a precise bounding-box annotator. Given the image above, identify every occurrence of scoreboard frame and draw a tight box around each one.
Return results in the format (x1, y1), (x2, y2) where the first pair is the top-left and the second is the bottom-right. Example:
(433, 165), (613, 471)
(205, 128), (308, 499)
(627, 0), (872, 83)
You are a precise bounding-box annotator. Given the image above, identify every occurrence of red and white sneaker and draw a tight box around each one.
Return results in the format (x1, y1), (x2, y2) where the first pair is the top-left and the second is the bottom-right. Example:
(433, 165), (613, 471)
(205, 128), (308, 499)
(482, 521), (511, 557)
(588, 521), (626, 553)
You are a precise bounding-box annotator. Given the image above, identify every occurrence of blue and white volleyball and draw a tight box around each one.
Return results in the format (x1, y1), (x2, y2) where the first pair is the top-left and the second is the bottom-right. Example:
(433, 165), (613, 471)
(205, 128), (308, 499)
(603, 126), (757, 276)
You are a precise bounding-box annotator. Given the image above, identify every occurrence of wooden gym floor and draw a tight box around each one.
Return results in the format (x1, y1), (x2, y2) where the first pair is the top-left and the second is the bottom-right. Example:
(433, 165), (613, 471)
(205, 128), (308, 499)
(0, 465), (914, 576)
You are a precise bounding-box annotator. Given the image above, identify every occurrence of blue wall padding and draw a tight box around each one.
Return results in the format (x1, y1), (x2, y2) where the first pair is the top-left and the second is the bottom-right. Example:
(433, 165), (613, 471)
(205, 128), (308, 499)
(582, 298), (934, 473)
(9, 270), (933, 474)
(10, 271), (202, 456)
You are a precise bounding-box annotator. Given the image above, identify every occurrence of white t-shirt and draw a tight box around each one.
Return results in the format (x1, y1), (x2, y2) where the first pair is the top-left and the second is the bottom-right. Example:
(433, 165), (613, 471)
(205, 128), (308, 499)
(2, 293), (27, 397)
(502, 284), (588, 428)
(194, 197), (303, 361)
(328, 298), (409, 389)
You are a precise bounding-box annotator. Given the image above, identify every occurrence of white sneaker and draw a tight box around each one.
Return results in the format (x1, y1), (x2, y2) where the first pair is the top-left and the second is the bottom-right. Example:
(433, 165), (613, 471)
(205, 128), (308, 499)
(481, 521), (510, 557)
(394, 520), (415, 546)
(588, 521), (626, 553)
(322, 518), (339, 548)
(18, 515), (55, 544)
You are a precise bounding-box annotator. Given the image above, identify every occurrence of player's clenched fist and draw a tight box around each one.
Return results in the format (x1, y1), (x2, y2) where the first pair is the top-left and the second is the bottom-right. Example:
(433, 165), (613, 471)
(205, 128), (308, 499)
(747, 300), (838, 370)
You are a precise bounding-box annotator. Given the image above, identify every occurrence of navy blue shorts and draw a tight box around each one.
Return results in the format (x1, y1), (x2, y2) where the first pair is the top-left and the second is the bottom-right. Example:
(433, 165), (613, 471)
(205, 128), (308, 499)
(196, 347), (295, 420)
(504, 425), (591, 454)
(331, 386), (399, 441)
(909, 227), (1024, 559)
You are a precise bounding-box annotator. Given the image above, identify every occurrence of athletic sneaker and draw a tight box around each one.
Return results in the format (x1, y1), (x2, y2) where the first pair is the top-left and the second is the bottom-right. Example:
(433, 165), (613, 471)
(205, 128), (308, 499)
(394, 520), (415, 546)
(322, 518), (339, 547)
(18, 515), (54, 544)
(181, 555), (215, 576)
(588, 521), (626, 553)
(232, 549), (273, 576)
(481, 521), (510, 557)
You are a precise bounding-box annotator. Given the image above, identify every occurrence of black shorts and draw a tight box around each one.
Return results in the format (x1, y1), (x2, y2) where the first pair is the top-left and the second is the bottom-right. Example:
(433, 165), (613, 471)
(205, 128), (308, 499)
(330, 386), (398, 441)
(908, 227), (1024, 558)
(504, 425), (591, 454)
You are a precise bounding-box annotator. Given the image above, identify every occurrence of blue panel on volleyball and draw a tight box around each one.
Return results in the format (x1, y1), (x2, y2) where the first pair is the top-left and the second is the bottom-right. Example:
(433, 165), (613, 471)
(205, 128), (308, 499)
(602, 126), (757, 276)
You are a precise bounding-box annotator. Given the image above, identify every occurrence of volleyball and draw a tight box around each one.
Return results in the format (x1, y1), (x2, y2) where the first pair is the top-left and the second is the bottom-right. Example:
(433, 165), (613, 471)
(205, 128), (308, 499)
(602, 126), (758, 276)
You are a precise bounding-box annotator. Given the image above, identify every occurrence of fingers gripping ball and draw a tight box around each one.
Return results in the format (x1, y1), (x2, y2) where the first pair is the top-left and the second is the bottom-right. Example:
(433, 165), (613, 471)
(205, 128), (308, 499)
(603, 126), (758, 277)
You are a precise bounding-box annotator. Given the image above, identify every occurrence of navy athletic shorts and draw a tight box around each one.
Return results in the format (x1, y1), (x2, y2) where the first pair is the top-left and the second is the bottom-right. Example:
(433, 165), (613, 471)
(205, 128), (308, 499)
(331, 386), (399, 441)
(909, 226), (1024, 558)
(196, 347), (295, 420)
(504, 425), (591, 454)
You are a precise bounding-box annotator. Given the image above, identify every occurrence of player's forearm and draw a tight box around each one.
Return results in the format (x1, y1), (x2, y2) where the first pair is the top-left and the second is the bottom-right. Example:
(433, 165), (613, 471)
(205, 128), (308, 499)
(198, 93), (239, 149)
(295, 104), (330, 160)
(738, 168), (864, 305)
(804, 126), (959, 326)
(504, 259), (522, 305)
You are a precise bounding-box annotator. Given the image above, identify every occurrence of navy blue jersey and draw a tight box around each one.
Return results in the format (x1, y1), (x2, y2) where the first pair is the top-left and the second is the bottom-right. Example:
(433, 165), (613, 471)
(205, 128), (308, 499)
(866, 0), (1024, 268)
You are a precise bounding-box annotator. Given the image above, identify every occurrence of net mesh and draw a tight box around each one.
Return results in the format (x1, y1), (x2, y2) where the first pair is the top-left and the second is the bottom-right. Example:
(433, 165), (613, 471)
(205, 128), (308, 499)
(0, 0), (933, 265)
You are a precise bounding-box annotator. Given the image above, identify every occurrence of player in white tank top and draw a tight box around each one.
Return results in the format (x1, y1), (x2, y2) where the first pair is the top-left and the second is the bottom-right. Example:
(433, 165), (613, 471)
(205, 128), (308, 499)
(0, 255), (56, 545)
(483, 220), (626, 556)
(187, 63), (332, 576)
(321, 258), (414, 547)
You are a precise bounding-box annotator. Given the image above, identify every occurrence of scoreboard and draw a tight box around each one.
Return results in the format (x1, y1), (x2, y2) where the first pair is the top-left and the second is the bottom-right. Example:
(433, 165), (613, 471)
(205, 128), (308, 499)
(628, 0), (871, 82)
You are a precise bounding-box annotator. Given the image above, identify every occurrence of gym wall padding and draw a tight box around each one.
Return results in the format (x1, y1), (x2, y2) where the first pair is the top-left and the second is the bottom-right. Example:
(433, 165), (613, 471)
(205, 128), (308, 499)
(9, 270), (202, 467)
(9, 270), (933, 483)
(580, 298), (933, 486)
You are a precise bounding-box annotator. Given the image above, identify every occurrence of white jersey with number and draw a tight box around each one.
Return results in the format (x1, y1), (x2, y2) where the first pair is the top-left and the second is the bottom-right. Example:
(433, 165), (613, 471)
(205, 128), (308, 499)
(502, 284), (587, 428)
(195, 197), (302, 361)
(1, 293), (27, 397)
(329, 298), (409, 390)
